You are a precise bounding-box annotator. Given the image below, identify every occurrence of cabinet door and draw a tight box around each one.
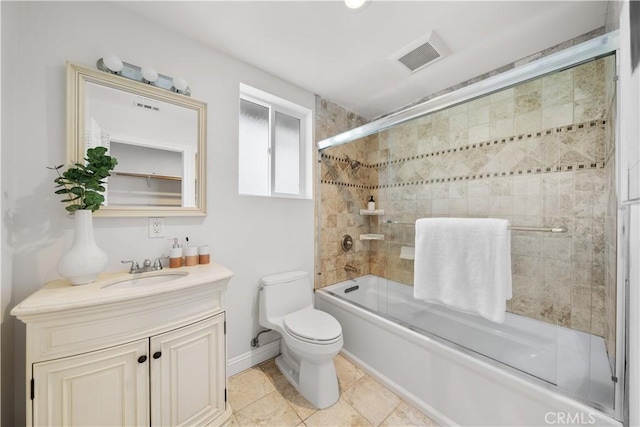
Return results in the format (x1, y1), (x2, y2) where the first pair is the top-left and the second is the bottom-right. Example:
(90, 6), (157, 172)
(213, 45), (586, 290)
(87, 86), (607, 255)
(150, 314), (226, 427)
(33, 339), (149, 426)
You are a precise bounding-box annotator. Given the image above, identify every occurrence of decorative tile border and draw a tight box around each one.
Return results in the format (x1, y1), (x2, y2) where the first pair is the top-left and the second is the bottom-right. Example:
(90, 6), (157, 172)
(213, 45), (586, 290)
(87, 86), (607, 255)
(319, 180), (371, 189)
(320, 119), (606, 169)
(320, 161), (605, 190)
(320, 119), (607, 190)
(320, 154), (376, 169)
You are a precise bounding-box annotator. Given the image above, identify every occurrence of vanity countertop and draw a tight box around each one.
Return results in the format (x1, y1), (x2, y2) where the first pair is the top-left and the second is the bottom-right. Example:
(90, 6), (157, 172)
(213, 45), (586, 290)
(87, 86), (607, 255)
(11, 262), (233, 318)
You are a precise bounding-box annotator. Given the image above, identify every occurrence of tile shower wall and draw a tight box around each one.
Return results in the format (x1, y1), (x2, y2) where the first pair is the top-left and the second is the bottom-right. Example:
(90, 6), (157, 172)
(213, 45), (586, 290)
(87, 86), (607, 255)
(318, 57), (615, 337)
(315, 96), (374, 288)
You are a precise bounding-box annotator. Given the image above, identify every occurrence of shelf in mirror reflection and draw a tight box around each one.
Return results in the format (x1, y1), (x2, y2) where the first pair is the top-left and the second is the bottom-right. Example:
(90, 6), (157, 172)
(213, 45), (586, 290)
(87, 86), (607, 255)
(113, 171), (182, 181)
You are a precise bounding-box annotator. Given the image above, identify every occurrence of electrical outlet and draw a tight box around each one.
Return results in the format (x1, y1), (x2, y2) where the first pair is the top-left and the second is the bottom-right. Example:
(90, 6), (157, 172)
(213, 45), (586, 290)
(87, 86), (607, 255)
(149, 217), (165, 238)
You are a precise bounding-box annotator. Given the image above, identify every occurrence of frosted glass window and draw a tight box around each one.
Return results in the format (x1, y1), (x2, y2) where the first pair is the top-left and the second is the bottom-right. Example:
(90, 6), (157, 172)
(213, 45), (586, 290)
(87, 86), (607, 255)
(239, 99), (270, 196)
(274, 112), (301, 195)
(239, 83), (311, 199)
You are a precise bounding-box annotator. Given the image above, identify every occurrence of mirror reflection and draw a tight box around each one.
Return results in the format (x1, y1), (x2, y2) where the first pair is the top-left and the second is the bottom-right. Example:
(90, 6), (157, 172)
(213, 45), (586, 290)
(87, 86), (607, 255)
(68, 62), (206, 217)
(85, 82), (198, 208)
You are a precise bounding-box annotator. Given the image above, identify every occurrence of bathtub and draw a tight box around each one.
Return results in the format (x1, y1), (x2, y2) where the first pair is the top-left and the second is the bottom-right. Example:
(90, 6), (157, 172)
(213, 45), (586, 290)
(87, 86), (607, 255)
(315, 275), (620, 427)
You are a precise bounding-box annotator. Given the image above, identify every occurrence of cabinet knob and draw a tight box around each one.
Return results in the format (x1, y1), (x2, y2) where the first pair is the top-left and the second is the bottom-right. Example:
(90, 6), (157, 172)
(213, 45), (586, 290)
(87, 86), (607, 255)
(138, 355), (147, 364)
(153, 351), (162, 359)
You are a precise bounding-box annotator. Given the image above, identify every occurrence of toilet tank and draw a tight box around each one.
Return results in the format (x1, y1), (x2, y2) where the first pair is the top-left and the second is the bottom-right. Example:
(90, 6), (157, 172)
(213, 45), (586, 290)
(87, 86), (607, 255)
(259, 271), (313, 322)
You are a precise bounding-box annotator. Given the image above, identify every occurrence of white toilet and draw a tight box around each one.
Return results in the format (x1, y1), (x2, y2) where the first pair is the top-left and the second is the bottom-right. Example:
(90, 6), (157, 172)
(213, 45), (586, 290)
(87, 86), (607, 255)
(259, 271), (343, 409)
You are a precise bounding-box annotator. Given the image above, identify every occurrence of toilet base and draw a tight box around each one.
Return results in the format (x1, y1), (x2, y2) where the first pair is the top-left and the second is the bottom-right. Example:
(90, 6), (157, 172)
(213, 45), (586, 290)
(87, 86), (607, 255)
(275, 348), (339, 409)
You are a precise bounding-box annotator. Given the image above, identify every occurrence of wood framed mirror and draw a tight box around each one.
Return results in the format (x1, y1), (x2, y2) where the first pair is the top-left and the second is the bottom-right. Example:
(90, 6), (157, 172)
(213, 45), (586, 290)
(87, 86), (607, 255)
(67, 62), (207, 217)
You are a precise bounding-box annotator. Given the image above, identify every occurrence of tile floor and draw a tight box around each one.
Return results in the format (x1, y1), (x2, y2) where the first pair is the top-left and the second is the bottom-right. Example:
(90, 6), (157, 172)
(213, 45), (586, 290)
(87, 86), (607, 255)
(228, 354), (439, 426)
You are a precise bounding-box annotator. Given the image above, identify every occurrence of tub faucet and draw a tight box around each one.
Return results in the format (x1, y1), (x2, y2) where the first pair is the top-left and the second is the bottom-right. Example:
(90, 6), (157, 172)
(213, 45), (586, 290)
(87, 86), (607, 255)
(344, 264), (358, 273)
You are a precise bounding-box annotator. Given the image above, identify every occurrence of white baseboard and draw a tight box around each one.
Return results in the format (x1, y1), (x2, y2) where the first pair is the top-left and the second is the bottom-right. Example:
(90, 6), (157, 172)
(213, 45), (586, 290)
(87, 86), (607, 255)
(227, 339), (281, 377)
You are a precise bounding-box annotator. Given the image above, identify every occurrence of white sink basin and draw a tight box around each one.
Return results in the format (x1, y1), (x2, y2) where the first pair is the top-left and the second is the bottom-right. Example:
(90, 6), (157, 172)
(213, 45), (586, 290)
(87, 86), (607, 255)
(102, 272), (189, 289)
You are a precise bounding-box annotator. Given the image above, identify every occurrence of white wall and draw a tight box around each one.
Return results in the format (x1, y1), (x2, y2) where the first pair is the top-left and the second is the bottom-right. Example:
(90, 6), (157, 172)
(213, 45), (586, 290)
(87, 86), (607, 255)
(629, 205), (639, 427)
(1, 3), (17, 425)
(619, 0), (640, 204)
(618, 1), (640, 424)
(0, 3), (4, 423)
(1, 2), (315, 425)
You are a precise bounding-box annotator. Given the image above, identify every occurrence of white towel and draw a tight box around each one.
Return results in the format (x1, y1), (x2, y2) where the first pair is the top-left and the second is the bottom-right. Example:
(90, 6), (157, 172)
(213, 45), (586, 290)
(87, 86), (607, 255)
(413, 218), (512, 323)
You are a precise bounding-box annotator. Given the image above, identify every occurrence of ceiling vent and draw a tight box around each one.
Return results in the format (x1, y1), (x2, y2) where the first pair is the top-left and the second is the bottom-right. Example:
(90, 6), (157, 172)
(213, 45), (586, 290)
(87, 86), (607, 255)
(390, 31), (451, 74)
(133, 97), (160, 112)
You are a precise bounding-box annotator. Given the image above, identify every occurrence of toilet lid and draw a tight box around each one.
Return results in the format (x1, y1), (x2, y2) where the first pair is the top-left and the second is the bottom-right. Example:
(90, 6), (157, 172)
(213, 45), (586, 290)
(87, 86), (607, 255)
(283, 309), (342, 342)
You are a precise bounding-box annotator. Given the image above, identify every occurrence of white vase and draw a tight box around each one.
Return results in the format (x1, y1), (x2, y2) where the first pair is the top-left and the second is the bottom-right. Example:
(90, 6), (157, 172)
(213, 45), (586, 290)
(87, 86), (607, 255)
(58, 210), (108, 285)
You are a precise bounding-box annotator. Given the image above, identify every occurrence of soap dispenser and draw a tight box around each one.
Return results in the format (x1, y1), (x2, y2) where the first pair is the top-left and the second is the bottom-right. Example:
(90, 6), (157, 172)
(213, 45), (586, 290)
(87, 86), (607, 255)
(367, 196), (376, 211)
(169, 238), (182, 268)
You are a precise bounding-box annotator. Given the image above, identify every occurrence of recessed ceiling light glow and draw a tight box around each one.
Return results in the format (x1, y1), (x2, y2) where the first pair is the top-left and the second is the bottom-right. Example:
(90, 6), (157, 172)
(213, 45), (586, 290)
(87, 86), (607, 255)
(345, 0), (366, 10)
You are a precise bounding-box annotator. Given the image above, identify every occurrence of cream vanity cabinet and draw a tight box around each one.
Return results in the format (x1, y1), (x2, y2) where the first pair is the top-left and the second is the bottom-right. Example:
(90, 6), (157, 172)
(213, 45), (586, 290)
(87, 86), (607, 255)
(11, 263), (234, 427)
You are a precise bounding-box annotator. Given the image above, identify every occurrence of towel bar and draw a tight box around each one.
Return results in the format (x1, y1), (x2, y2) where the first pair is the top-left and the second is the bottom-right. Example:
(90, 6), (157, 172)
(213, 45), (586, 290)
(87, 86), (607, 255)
(383, 220), (567, 233)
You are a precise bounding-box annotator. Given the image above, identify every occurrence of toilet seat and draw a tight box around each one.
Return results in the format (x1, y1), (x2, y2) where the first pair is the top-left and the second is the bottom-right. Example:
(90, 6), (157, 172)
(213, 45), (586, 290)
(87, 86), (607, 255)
(283, 309), (342, 344)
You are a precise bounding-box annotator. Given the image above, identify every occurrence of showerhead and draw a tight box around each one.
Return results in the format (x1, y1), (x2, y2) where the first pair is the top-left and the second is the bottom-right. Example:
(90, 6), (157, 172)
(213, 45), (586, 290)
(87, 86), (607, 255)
(345, 155), (362, 171)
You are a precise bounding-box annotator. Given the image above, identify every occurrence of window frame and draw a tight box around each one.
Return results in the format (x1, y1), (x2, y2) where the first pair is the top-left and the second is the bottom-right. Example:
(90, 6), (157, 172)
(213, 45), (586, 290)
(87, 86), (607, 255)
(239, 84), (312, 199)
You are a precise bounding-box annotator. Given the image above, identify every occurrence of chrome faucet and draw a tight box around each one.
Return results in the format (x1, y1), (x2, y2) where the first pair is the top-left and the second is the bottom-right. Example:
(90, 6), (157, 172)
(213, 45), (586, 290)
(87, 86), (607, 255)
(344, 264), (358, 273)
(121, 257), (166, 274)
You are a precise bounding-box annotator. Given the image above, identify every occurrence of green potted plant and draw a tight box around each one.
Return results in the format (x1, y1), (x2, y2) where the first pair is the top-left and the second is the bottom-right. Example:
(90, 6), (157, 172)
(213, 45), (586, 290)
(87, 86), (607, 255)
(49, 146), (118, 212)
(49, 147), (118, 285)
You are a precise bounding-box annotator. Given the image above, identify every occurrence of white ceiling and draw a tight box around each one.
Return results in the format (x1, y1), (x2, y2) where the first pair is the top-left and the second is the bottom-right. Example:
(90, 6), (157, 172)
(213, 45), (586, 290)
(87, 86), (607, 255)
(120, 1), (608, 120)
